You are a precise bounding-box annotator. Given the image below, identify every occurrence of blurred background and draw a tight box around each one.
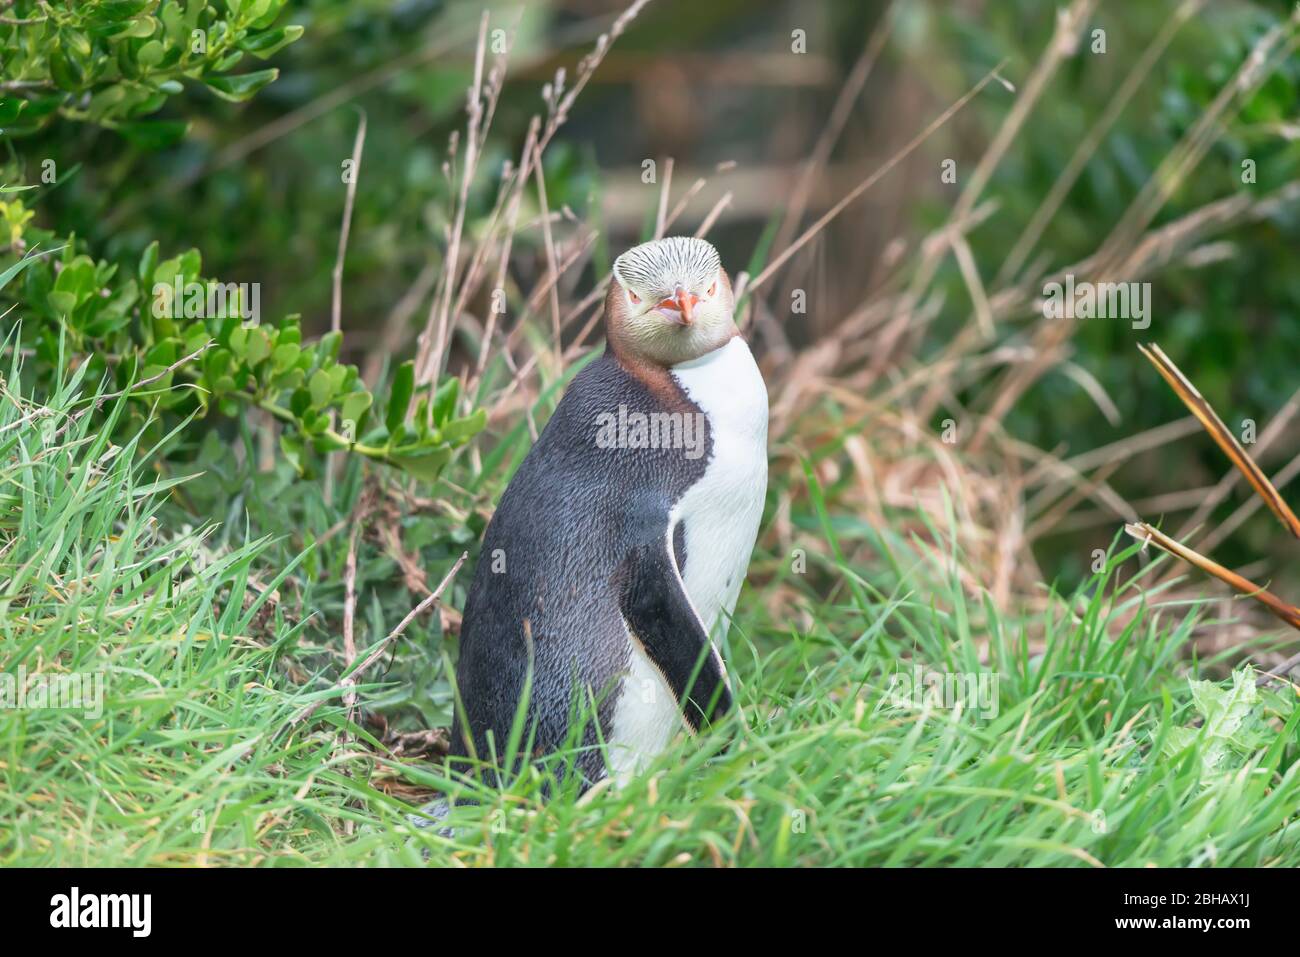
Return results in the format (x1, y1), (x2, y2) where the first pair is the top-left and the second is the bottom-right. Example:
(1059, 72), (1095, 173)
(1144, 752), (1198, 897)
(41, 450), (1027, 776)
(8, 0), (1300, 677)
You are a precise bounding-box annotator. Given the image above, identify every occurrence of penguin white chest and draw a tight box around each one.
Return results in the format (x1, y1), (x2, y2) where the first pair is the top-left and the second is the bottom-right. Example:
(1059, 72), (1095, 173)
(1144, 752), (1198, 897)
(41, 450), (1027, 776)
(669, 336), (769, 638)
(605, 336), (768, 784)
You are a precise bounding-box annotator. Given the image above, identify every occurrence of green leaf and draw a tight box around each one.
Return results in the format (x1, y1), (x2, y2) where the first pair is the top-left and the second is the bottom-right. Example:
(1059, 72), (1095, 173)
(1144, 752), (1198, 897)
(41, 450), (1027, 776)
(386, 360), (414, 433)
(432, 376), (459, 425)
(327, 363), (348, 393)
(160, 1), (185, 43)
(387, 446), (452, 483)
(203, 68), (279, 103)
(308, 368), (332, 409)
(123, 18), (158, 39)
(138, 240), (159, 286)
(53, 256), (96, 301)
(178, 248), (201, 284)
(339, 392), (372, 432)
(212, 51), (246, 73)
(301, 409), (326, 433)
(184, 322), (210, 353)
(245, 327), (271, 365)
(316, 330), (341, 362)
(0, 247), (61, 295)
(271, 342), (300, 373)
(137, 40), (165, 69)
(249, 0), (288, 29)
(203, 347), (233, 380)
(311, 431), (350, 453)
(0, 99), (26, 125)
(279, 432), (304, 475)
(47, 291), (77, 317)
(241, 24), (303, 59)
(49, 50), (86, 92)
(440, 407), (487, 444)
(1162, 668), (1260, 777)
(88, 85), (127, 121)
(95, 0), (152, 18)
(227, 325), (249, 359)
(152, 256), (180, 290)
(145, 340), (176, 366)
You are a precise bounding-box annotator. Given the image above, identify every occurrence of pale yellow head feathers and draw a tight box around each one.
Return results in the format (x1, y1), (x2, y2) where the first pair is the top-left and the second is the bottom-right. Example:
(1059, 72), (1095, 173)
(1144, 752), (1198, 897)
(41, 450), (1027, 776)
(607, 237), (736, 367)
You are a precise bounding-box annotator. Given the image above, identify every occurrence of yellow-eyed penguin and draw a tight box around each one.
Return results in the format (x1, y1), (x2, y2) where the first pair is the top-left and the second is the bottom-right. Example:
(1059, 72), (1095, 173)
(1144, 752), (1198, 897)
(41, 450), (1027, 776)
(449, 236), (768, 790)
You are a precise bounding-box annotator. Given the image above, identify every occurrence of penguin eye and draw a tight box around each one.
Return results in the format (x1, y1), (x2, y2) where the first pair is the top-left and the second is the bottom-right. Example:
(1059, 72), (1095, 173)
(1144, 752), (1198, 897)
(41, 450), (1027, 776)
(628, 290), (641, 305)
(707, 280), (717, 297)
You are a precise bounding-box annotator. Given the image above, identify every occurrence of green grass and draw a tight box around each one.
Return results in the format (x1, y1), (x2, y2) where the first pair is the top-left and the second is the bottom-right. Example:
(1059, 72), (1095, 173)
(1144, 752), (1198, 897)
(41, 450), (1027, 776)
(2, 367), (1298, 867)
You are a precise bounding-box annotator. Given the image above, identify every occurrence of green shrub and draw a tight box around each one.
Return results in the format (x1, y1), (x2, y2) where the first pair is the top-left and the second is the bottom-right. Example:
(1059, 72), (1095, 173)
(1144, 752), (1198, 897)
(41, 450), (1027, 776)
(1, 0), (302, 144)
(0, 2), (484, 481)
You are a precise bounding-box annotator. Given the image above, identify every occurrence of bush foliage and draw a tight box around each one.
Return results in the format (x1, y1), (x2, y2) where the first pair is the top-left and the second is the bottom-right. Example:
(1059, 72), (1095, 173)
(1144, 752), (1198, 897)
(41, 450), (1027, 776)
(1, 2), (484, 480)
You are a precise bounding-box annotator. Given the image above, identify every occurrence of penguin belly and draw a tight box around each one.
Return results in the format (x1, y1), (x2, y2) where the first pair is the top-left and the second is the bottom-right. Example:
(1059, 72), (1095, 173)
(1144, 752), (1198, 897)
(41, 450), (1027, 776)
(606, 626), (680, 784)
(606, 336), (768, 781)
(668, 336), (769, 638)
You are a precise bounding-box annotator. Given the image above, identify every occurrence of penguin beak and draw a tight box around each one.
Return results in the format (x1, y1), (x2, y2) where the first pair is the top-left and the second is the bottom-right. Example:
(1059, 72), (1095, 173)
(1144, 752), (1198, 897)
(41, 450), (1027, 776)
(657, 286), (697, 326)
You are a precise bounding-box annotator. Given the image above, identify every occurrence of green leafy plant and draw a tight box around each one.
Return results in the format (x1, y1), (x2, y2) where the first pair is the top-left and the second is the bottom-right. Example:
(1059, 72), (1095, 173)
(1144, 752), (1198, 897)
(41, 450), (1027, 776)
(2, 230), (485, 479)
(0, 1), (484, 483)
(0, 0), (303, 146)
(1163, 668), (1268, 780)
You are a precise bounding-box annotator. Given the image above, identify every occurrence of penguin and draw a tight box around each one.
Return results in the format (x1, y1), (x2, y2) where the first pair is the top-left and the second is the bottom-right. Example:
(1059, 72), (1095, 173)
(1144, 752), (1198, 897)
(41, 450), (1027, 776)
(449, 236), (768, 791)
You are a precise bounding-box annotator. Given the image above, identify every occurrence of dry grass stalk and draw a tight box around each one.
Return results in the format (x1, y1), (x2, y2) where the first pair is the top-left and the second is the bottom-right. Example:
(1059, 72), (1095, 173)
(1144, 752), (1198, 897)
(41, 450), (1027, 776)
(530, 139), (564, 373)
(866, 0), (1095, 384)
(418, 12), (491, 401)
(471, 117), (539, 387)
(747, 59), (1009, 298)
(1117, 341), (1300, 681)
(1198, 453), (1300, 557)
(1124, 522), (1300, 631)
(1175, 385), (1300, 539)
(288, 552), (467, 731)
(654, 156), (674, 239)
(1137, 343), (1300, 538)
(331, 112), (367, 335)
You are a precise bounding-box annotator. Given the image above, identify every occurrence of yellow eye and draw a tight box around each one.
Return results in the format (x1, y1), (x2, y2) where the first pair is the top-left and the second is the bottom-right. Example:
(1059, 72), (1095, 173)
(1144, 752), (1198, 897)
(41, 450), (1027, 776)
(628, 290), (641, 305)
(707, 280), (717, 296)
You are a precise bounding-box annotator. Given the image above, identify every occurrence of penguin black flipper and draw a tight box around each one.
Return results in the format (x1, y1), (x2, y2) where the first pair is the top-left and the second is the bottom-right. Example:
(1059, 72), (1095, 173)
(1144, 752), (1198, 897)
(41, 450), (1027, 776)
(615, 526), (732, 733)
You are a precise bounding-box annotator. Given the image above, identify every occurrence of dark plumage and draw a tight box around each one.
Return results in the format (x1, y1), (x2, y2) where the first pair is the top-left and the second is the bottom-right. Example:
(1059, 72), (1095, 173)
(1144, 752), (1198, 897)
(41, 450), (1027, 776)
(444, 236), (766, 797)
(449, 350), (727, 787)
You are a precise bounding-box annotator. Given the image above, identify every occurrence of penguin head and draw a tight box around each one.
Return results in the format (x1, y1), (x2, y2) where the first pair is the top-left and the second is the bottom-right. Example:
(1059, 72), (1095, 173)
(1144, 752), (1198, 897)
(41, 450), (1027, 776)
(607, 236), (736, 367)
